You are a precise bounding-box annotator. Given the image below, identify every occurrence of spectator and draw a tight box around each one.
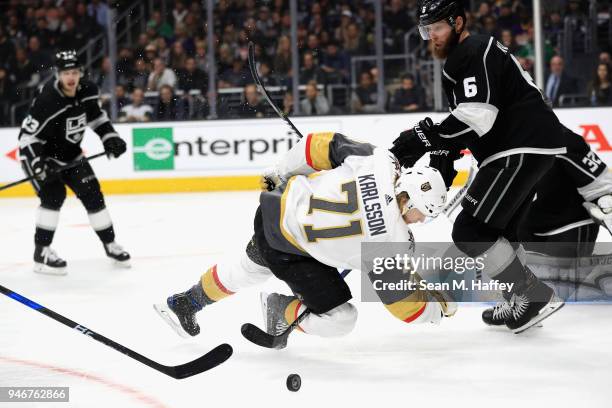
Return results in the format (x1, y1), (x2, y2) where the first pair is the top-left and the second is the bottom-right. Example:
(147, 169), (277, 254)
(385, 0), (414, 52)
(219, 59), (250, 88)
(116, 47), (135, 87)
(588, 63), (612, 106)
(343, 23), (367, 56)
(75, 2), (102, 38)
(390, 74), (426, 112)
(154, 84), (187, 121)
(147, 58), (177, 91)
(7, 15), (27, 48)
(178, 57), (208, 93)
(57, 15), (86, 52)
(147, 10), (173, 39)
(134, 33), (150, 59)
(114, 85), (130, 112)
(27, 36), (51, 73)
(131, 58), (150, 91)
(88, 0), (110, 29)
(93, 57), (112, 95)
(169, 41), (187, 71)
(256, 61), (279, 87)
(497, 2), (520, 32)
(500, 29), (519, 54)
(282, 92), (294, 116)
(194, 40), (209, 72)
(0, 26), (16, 69)
(351, 70), (384, 113)
(120, 88), (153, 123)
(599, 52), (611, 66)
(0, 67), (17, 124)
(12, 48), (36, 87)
(237, 84), (266, 118)
(321, 42), (349, 84)
(300, 51), (326, 85)
(172, 1), (188, 27)
(545, 55), (578, 107)
(300, 81), (330, 115)
(273, 35), (292, 78)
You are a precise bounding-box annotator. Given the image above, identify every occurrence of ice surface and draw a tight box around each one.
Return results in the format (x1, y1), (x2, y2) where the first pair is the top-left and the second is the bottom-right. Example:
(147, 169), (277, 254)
(1, 190), (611, 408)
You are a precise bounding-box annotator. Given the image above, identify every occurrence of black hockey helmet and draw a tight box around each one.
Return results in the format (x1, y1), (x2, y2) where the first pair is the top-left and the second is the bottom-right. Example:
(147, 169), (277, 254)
(417, 0), (466, 39)
(55, 50), (82, 72)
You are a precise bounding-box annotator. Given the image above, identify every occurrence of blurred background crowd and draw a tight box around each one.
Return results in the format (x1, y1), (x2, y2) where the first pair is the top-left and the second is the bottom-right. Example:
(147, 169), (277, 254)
(0, 0), (611, 127)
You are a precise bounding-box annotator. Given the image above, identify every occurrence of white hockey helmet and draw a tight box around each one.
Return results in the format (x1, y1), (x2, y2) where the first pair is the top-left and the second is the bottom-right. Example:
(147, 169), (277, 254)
(395, 165), (446, 217)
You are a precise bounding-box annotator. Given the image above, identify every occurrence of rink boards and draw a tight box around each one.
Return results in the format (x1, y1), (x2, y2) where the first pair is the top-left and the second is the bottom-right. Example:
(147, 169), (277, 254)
(1, 108), (611, 197)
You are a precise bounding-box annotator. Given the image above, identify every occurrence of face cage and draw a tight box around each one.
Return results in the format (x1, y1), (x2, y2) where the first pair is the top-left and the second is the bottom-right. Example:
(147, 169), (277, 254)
(418, 16), (455, 40)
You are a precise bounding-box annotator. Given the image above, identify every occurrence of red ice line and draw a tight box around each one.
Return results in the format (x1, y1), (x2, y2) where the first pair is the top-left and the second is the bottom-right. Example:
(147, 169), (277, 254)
(0, 355), (168, 408)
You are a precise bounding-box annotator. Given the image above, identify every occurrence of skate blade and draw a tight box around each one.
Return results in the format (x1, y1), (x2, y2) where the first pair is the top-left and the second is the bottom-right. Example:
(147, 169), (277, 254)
(112, 259), (132, 269)
(512, 296), (565, 334)
(33, 263), (67, 276)
(153, 303), (191, 339)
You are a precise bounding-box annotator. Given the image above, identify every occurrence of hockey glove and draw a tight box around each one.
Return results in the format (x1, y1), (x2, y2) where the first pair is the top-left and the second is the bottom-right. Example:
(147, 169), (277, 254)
(390, 117), (441, 168)
(30, 158), (48, 182)
(429, 149), (463, 189)
(584, 195), (612, 232)
(260, 167), (286, 191)
(103, 135), (127, 158)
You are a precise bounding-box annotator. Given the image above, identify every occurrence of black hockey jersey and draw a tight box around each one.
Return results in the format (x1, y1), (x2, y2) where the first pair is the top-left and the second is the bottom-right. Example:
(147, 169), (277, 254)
(437, 34), (566, 165)
(18, 78), (119, 164)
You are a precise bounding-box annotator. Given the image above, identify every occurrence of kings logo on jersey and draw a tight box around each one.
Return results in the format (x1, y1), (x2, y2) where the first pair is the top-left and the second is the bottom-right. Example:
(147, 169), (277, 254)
(65, 113), (87, 144)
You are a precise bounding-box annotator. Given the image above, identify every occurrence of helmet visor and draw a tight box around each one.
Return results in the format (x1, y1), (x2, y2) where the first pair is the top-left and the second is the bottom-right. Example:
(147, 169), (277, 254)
(418, 20), (452, 40)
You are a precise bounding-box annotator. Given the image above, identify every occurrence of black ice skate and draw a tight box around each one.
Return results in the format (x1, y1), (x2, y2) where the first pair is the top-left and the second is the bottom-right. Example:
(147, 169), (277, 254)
(260, 292), (297, 349)
(104, 242), (131, 267)
(154, 292), (202, 338)
(482, 301), (512, 326)
(504, 273), (564, 334)
(33, 245), (67, 275)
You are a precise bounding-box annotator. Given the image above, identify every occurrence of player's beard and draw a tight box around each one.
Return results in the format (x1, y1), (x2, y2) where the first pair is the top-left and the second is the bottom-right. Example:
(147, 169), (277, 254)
(432, 28), (460, 59)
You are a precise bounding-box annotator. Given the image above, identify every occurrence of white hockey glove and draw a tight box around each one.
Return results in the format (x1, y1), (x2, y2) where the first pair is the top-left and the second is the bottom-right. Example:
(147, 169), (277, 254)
(260, 167), (286, 191)
(583, 195), (612, 231)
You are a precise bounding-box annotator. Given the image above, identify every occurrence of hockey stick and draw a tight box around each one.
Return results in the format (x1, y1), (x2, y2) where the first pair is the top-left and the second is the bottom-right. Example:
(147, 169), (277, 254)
(241, 269), (351, 349)
(0, 152), (107, 192)
(0, 284), (232, 379)
(424, 157), (477, 224)
(248, 41), (304, 139)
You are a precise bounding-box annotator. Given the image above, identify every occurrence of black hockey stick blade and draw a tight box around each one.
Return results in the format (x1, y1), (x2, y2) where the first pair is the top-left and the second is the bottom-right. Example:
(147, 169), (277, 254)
(0, 284), (232, 379)
(241, 323), (287, 349)
(247, 41), (304, 139)
(162, 343), (233, 379)
(241, 270), (351, 349)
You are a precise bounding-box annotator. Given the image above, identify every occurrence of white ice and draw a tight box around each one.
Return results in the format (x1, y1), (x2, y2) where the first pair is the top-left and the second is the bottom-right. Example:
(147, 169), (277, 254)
(0, 190), (611, 408)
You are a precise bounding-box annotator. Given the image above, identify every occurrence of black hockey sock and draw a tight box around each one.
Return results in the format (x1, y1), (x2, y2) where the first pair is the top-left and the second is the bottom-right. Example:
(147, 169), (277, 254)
(35, 227), (55, 247)
(493, 255), (533, 299)
(95, 226), (116, 244)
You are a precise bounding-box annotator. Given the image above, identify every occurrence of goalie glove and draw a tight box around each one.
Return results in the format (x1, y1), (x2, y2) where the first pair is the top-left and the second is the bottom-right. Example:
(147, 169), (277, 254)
(583, 195), (612, 231)
(260, 167), (286, 191)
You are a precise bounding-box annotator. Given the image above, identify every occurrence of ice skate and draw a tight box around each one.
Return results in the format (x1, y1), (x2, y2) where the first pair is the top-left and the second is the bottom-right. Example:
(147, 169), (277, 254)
(260, 292), (297, 349)
(482, 301), (513, 326)
(104, 241), (131, 267)
(504, 275), (565, 334)
(33, 245), (67, 276)
(154, 292), (202, 338)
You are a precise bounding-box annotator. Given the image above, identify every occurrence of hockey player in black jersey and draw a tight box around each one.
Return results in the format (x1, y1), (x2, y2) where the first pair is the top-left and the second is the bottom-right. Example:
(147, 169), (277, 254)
(388, 0), (612, 333)
(18, 50), (131, 274)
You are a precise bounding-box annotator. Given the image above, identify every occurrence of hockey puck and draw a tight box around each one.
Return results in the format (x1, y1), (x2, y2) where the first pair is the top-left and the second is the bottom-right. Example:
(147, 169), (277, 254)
(286, 374), (301, 391)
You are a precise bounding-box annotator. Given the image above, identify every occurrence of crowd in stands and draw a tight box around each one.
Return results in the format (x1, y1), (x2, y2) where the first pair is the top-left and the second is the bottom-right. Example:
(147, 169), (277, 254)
(0, 0), (610, 127)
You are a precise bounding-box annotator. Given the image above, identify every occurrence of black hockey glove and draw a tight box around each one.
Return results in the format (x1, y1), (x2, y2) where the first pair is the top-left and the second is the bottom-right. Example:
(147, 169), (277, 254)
(429, 149), (463, 189)
(30, 158), (48, 181)
(103, 136), (127, 158)
(389, 117), (441, 168)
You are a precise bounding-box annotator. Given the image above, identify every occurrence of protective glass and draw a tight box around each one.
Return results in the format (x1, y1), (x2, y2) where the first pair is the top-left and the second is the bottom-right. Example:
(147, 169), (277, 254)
(418, 20), (452, 40)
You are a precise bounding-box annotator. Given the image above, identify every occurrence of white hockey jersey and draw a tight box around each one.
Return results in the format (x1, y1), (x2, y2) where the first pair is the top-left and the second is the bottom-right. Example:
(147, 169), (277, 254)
(260, 132), (414, 271)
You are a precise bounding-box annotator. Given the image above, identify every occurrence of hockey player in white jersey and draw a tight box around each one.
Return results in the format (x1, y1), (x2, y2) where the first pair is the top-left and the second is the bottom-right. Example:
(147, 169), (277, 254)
(155, 132), (454, 342)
